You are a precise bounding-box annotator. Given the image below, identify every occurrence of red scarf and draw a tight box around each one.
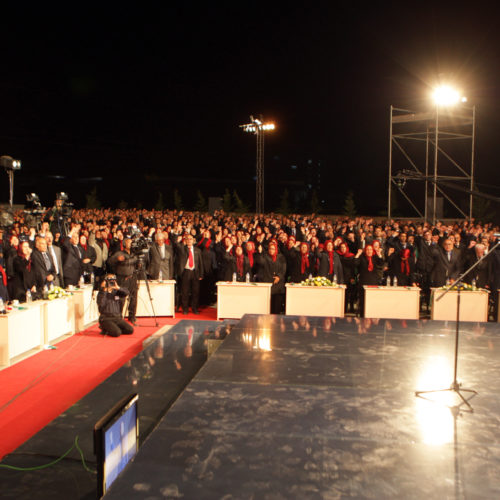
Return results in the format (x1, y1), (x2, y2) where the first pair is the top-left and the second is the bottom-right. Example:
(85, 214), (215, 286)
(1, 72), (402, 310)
(197, 237), (211, 249)
(0, 265), (6, 286)
(246, 242), (255, 268)
(336, 247), (354, 258)
(300, 244), (310, 274)
(268, 243), (278, 262)
(364, 245), (374, 272)
(236, 248), (244, 276)
(400, 248), (411, 275)
(328, 250), (334, 275)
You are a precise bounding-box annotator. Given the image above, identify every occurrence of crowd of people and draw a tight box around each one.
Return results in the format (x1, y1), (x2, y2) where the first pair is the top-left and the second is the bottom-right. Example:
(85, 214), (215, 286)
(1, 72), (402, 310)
(1, 205), (499, 323)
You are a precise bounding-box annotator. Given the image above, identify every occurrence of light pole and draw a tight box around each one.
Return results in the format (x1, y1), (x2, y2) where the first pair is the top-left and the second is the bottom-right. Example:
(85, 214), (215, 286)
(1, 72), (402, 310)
(240, 115), (275, 214)
(0, 155), (22, 208)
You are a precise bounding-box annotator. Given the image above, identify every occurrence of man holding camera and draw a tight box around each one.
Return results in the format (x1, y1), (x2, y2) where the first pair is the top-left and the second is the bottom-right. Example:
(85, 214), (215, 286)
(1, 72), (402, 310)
(108, 236), (138, 325)
(97, 274), (134, 337)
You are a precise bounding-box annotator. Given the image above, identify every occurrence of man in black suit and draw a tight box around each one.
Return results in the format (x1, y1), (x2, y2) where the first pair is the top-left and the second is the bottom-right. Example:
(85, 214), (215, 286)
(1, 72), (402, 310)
(175, 233), (204, 314)
(416, 230), (437, 309)
(430, 238), (462, 287)
(147, 231), (174, 280)
(46, 232), (64, 287)
(32, 235), (56, 291)
(62, 228), (89, 286)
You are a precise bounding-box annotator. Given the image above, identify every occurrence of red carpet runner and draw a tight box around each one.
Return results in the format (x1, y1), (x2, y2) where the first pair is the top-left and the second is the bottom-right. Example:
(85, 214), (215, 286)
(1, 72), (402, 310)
(0, 307), (217, 460)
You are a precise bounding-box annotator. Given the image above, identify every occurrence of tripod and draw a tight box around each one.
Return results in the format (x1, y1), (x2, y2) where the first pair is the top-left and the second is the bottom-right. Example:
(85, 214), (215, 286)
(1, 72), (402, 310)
(415, 239), (499, 412)
(133, 254), (159, 327)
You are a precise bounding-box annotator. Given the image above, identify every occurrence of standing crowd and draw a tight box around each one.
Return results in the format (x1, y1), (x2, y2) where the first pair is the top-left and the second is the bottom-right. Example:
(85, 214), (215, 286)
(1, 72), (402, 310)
(0, 207), (499, 321)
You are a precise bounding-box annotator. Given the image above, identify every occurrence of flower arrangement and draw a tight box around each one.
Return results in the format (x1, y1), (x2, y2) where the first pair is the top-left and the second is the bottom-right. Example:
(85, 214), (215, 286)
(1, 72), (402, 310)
(47, 286), (70, 300)
(440, 283), (476, 291)
(300, 277), (338, 287)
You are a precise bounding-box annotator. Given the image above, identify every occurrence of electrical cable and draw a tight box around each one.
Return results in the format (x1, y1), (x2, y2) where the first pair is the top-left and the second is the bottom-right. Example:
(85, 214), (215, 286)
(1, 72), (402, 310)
(0, 436), (96, 474)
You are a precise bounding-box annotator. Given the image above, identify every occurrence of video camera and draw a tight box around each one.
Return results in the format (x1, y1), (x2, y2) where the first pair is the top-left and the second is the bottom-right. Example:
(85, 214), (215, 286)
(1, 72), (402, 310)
(126, 226), (151, 256)
(56, 192), (74, 218)
(24, 193), (46, 229)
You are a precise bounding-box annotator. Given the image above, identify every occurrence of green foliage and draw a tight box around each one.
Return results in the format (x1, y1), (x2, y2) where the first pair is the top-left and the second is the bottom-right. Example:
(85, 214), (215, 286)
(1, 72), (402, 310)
(193, 190), (208, 212)
(155, 192), (165, 211)
(278, 188), (290, 215)
(233, 190), (249, 213)
(85, 186), (101, 209)
(222, 188), (233, 212)
(343, 190), (356, 217)
(173, 189), (183, 210)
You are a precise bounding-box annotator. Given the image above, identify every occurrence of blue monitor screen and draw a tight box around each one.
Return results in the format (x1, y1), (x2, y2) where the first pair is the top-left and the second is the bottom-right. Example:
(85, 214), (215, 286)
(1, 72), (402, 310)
(103, 400), (138, 491)
(95, 394), (139, 497)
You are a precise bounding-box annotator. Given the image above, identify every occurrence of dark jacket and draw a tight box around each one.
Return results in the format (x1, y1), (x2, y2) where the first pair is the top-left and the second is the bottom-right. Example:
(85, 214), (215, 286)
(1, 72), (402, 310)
(255, 253), (286, 295)
(147, 243), (174, 280)
(97, 287), (129, 318)
(317, 251), (344, 284)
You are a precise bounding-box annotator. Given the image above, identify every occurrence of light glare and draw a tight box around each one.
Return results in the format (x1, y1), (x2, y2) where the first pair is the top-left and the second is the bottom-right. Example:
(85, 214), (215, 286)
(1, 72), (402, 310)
(432, 85), (464, 106)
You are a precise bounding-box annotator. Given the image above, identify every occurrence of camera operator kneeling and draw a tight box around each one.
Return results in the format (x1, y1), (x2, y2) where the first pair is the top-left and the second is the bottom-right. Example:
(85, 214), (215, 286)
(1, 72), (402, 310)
(97, 274), (134, 337)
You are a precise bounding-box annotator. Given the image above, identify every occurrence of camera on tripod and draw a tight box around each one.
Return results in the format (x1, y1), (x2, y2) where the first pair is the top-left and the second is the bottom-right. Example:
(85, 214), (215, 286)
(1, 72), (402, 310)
(24, 193), (46, 229)
(126, 226), (151, 256)
(56, 192), (74, 217)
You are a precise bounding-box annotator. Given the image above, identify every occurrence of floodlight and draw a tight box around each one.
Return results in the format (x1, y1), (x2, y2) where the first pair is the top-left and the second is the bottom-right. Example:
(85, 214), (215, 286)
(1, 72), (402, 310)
(432, 85), (465, 106)
(0, 155), (21, 171)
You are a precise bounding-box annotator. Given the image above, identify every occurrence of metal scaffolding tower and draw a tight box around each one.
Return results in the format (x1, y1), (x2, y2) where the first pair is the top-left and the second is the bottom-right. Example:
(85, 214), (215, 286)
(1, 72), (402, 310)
(388, 104), (475, 223)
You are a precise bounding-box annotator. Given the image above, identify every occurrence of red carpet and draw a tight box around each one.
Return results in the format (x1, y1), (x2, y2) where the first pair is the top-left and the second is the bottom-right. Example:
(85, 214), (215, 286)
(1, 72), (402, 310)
(0, 306), (218, 460)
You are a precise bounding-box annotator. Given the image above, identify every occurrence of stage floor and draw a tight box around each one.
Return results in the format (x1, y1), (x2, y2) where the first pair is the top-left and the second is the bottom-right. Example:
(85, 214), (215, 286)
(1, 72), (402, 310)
(103, 315), (500, 499)
(0, 319), (235, 500)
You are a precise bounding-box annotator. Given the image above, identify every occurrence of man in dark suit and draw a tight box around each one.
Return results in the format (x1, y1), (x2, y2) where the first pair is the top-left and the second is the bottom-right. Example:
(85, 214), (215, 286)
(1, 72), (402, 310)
(32, 235), (56, 291)
(430, 238), (462, 287)
(46, 232), (64, 287)
(147, 231), (174, 280)
(62, 228), (90, 286)
(416, 230), (437, 309)
(175, 233), (204, 314)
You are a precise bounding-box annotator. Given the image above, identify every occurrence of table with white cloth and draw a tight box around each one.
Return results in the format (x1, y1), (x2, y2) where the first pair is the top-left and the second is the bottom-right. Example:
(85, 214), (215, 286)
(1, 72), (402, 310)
(43, 295), (75, 344)
(73, 285), (99, 332)
(0, 302), (45, 367)
(136, 280), (176, 317)
(431, 287), (489, 322)
(363, 285), (421, 320)
(216, 282), (272, 320)
(285, 284), (345, 317)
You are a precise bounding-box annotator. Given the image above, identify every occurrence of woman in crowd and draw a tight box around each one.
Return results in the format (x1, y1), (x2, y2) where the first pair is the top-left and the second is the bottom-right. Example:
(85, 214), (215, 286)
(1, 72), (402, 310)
(223, 245), (252, 282)
(256, 241), (286, 314)
(337, 241), (356, 313)
(318, 240), (344, 284)
(12, 240), (38, 302)
(355, 244), (384, 316)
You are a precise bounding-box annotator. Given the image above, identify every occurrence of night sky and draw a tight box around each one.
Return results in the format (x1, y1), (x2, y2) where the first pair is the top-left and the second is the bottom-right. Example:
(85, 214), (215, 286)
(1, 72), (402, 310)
(1, 5), (499, 216)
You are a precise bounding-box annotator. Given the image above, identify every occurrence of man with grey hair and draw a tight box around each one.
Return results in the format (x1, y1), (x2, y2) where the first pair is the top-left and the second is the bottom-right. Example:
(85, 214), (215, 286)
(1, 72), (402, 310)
(465, 243), (492, 289)
(45, 232), (64, 287)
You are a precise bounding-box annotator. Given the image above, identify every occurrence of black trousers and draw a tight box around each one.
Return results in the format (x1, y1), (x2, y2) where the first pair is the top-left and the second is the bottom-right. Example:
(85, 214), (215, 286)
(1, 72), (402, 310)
(180, 269), (200, 312)
(117, 274), (138, 320)
(99, 316), (134, 337)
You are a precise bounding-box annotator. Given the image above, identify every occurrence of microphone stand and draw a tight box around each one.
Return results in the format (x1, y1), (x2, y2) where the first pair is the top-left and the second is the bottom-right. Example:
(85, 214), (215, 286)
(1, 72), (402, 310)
(415, 239), (500, 412)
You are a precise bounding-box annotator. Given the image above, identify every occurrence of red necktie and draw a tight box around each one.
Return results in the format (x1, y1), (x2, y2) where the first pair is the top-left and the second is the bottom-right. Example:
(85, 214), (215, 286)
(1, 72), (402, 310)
(188, 247), (194, 267)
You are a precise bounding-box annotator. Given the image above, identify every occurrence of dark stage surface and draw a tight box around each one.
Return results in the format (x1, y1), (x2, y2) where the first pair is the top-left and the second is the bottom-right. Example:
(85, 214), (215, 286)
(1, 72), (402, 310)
(0, 320), (235, 500)
(104, 315), (500, 499)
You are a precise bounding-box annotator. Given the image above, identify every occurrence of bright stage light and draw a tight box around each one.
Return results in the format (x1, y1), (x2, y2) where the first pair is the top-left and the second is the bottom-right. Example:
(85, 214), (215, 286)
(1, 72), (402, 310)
(432, 85), (466, 106)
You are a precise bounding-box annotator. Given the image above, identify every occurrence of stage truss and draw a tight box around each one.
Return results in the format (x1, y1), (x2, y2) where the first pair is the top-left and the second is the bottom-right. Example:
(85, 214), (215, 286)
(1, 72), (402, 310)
(388, 104), (475, 223)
